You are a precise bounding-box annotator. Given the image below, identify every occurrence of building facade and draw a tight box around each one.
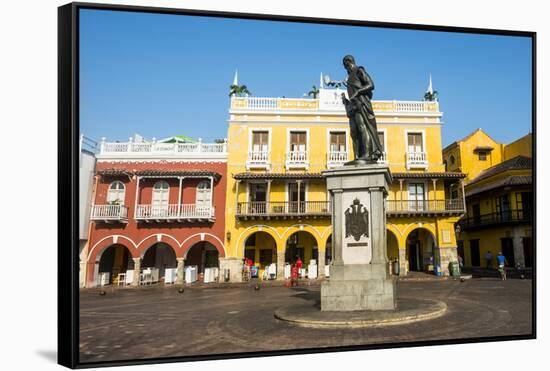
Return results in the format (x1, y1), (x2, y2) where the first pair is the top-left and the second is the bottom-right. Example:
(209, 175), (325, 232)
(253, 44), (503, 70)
(222, 86), (466, 281)
(444, 131), (533, 269)
(84, 137), (228, 287)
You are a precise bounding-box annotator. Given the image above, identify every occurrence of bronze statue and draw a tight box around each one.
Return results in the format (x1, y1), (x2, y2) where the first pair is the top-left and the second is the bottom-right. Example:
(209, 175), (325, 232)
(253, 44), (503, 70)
(341, 55), (383, 164)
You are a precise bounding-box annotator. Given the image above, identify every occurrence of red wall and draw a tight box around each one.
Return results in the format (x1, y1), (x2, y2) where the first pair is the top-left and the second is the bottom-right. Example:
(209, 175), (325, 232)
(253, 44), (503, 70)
(86, 161), (228, 285)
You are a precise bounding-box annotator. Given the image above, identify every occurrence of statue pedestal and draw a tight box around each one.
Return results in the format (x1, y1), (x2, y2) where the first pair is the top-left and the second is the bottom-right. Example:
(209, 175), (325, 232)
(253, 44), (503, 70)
(321, 164), (396, 311)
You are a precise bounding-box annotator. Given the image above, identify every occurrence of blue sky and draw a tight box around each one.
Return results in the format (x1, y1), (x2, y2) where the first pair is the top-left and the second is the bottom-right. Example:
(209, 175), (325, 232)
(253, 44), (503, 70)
(80, 9), (532, 147)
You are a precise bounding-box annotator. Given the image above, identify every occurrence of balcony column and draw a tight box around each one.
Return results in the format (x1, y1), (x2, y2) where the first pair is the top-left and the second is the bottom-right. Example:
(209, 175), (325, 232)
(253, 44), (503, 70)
(297, 180), (302, 213)
(431, 179), (437, 210)
(210, 176), (214, 215)
(235, 180), (241, 214)
(131, 257), (141, 286)
(177, 177), (183, 217)
(176, 257), (185, 284)
(460, 179), (466, 212)
(133, 176), (141, 219)
(399, 179), (404, 211)
(266, 179), (272, 214)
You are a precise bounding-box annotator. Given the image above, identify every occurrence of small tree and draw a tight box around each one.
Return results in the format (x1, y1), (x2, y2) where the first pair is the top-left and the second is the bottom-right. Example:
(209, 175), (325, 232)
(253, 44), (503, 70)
(229, 84), (251, 97)
(424, 90), (439, 101)
(308, 85), (320, 99)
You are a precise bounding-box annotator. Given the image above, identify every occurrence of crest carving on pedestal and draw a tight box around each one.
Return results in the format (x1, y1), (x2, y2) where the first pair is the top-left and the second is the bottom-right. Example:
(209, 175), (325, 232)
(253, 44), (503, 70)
(345, 198), (369, 241)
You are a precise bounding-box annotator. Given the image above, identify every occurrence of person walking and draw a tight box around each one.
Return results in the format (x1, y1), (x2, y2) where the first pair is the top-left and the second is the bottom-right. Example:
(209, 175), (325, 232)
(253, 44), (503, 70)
(497, 252), (507, 280)
(485, 250), (493, 269)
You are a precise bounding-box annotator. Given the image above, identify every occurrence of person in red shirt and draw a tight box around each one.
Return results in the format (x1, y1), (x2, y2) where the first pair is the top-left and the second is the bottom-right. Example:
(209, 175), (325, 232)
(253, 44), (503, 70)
(296, 257), (303, 279)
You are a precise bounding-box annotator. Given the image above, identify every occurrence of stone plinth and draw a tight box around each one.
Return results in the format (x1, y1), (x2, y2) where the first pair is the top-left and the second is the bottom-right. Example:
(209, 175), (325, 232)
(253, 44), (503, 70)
(321, 164), (396, 311)
(219, 257), (243, 282)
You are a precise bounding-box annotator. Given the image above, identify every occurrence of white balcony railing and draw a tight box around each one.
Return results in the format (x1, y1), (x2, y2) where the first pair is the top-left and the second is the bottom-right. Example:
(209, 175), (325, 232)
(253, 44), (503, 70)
(90, 204), (128, 222)
(98, 139), (227, 159)
(135, 204), (215, 221)
(231, 96), (440, 114)
(246, 150), (270, 169)
(327, 151), (348, 167)
(286, 151), (309, 169)
(406, 151), (428, 169)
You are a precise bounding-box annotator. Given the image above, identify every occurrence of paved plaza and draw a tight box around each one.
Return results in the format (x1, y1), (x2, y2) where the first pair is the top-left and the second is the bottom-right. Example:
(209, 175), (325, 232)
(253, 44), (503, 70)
(79, 278), (532, 363)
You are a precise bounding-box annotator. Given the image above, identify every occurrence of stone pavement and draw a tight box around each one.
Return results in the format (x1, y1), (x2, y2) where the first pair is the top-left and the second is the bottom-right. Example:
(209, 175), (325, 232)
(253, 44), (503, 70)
(79, 278), (533, 364)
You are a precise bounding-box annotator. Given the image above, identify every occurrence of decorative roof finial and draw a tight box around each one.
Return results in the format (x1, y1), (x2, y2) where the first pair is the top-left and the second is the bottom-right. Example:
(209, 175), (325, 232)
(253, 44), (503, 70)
(233, 69), (238, 86)
(424, 74), (439, 101)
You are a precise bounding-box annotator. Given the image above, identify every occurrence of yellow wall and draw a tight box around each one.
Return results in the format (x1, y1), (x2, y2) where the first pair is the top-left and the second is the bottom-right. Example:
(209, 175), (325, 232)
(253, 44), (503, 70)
(503, 133), (532, 160)
(225, 95), (462, 277)
(443, 129), (502, 182)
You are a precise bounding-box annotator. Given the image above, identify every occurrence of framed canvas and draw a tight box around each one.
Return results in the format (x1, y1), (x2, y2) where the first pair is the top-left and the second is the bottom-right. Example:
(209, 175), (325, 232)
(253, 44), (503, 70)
(58, 2), (536, 368)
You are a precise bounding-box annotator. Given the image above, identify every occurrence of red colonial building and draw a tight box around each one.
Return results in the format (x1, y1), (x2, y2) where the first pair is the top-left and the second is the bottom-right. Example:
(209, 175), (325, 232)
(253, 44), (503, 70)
(83, 137), (227, 287)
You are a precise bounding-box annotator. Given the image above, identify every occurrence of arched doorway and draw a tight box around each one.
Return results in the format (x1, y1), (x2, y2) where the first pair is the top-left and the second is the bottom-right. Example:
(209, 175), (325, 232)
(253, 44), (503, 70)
(387, 230), (400, 275)
(97, 244), (134, 285)
(285, 231), (318, 268)
(405, 228), (436, 273)
(243, 231), (277, 278)
(141, 242), (177, 281)
(186, 241), (220, 275)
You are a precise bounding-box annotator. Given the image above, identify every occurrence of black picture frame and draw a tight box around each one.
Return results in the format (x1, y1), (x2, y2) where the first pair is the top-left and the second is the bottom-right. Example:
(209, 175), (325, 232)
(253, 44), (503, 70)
(58, 2), (536, 368)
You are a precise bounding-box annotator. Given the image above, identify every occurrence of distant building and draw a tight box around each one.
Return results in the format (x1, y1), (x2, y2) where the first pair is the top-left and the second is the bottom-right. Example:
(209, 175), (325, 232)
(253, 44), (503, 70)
(79, 135), (98, 287)
(443, 131), (533, 269)
(84, 137), (227, 287)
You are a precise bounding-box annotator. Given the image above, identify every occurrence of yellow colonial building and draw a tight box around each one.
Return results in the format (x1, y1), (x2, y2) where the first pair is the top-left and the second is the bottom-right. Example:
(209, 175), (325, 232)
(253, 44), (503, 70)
(220, 85), (466, 281)
(443, 130), (533, 269)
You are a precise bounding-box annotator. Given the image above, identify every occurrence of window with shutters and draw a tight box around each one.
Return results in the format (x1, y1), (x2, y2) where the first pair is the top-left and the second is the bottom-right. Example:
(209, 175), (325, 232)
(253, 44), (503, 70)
(290, 131), (307, 152)
(329, 131), (346, 152)
(407, 133), (423, 153)
(107, 181), (125, 204)
(251, 131), (269, 152)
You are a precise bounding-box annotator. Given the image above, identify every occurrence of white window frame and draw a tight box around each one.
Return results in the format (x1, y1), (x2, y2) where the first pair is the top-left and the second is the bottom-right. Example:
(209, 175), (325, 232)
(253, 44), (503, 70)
(196, 180), (212, 209)
(152, 180), (170, 213)
(247, 127), (272, 170)
(285, 181), (309, 203)
(377, 128), (388, 152)
(286, 128), (310, 153)
(404, 129), (428, 169)
(107, 181), (125, 205)
(404, 129), (426, 153)
(326, 128), (349, 154)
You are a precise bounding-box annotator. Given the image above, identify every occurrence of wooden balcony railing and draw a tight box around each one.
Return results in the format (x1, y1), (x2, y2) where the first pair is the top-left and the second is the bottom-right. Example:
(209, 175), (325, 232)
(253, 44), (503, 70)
(90, 204), (128, 222)
(458, 210), (532, 230)
(236, 201), (330, 218)
(386, 199), (464, 214)
(135, 204), (215, 221)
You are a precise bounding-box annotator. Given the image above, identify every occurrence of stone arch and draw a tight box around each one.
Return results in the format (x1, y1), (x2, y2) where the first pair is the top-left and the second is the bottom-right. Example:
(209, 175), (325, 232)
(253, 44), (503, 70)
(87, 242), (135, 287)
(236, 225), (282, 256)
(280, 224), (323, 248)
(181, 233), (226, 259)
(404, 227), (437, 273)
(401, 222), (437, 243)
(138, 236), (179, 259)
(284, 229), (320, 266)
(87, 235), (138, 264)
(386, 229), (400, 261)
